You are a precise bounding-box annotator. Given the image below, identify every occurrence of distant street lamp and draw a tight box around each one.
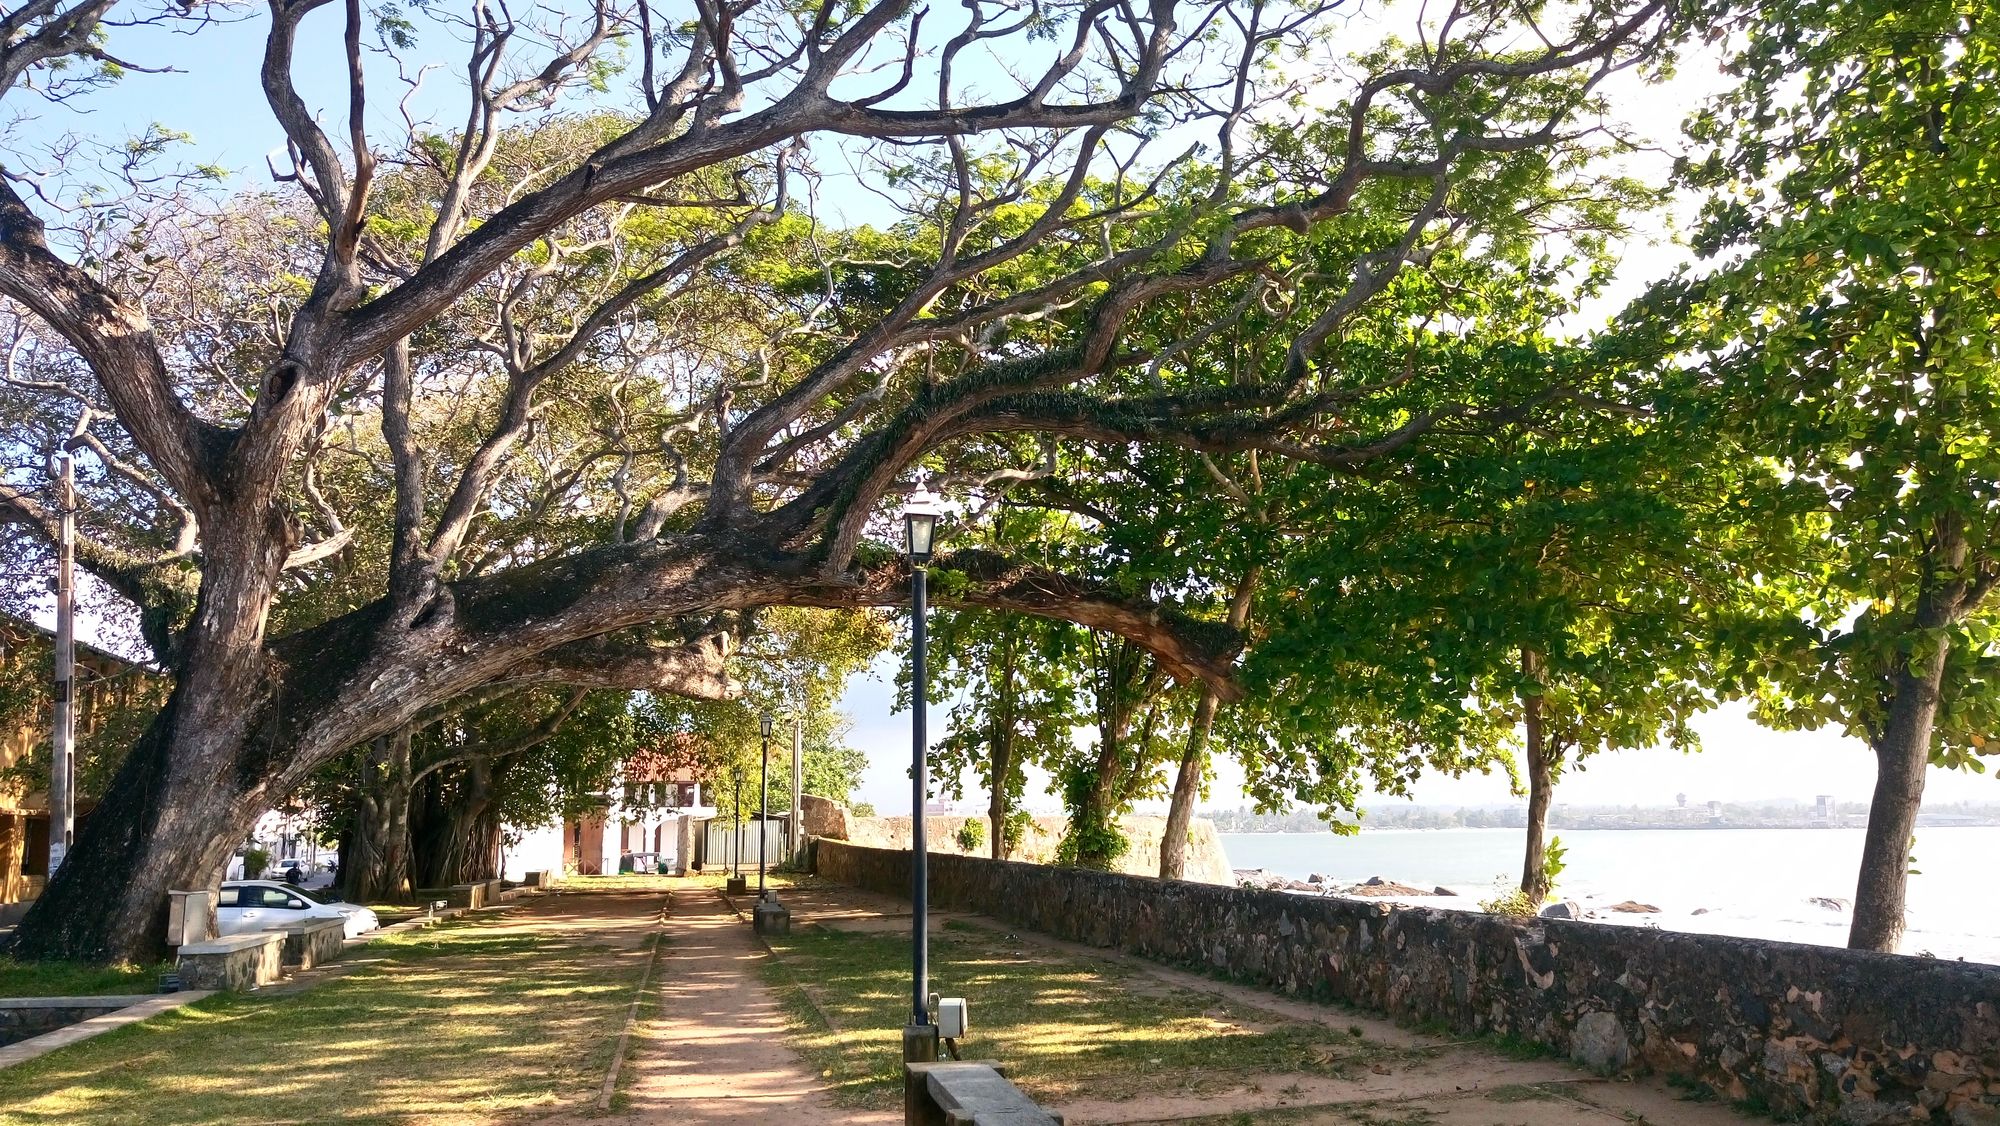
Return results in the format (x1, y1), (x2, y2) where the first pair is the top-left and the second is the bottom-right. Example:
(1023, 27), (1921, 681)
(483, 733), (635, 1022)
(759, 711), (774, 900)
(901, 483), (943, 1065)
(724, 765), (750, 895)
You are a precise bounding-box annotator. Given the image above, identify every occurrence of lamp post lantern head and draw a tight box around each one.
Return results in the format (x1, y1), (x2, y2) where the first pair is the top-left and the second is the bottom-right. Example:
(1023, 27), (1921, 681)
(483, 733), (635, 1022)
(760, 711), (774, 739)
(903, 484), (944, 564)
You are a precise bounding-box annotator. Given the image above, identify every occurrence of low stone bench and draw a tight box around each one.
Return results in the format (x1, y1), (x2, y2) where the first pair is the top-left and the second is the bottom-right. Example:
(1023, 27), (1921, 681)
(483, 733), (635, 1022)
(176, 933), (286, 992)
(442, 883), (486, 910)
(523, 870), (552, 889)
(910, 1061), (1063, 1125)
(267, 917), (346, 971)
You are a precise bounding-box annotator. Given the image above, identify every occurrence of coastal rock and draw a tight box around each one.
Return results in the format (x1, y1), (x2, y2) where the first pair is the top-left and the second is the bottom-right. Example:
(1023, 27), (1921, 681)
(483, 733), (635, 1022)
(1349, 880), (1429, 897)
(1692, 908), (1711, 916)
(1363, 876), (1388, 886)
(1810, 897), (1851, 913)
(1433, 886), (1458, 897)
(1541, 900), (1585, 920)
(1608, 901), (1662, 914)
(1308, 873), (1325, 884)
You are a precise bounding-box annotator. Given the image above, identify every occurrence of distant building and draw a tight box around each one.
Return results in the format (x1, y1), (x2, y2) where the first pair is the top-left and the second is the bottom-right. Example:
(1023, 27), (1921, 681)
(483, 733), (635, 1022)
(528, 734), (715, 878)
(0, 615), (166, 923)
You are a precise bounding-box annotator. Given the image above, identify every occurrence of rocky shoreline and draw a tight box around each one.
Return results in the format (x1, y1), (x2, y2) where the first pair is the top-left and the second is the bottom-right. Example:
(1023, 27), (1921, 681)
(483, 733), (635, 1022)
(1235, 870), (1459, 899)
(1233, 869), (1867, 925)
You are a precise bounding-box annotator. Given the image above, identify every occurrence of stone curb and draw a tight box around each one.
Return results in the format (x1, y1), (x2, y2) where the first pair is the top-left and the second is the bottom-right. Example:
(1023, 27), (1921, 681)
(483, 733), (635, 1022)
(0, 991), (215, 1070)
(0, 890), (556, 1071)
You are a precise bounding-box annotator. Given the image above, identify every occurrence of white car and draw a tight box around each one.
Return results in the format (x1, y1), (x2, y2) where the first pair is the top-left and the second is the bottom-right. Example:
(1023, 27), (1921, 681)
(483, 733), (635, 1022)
(217, 881), (380, 940)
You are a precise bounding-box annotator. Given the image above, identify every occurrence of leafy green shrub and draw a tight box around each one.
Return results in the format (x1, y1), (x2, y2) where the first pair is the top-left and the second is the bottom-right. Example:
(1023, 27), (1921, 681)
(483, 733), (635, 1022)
(1001, 810), (1033, 857)
(1481, 888), (1539, 918)
(242, 846), (271, 879)
(1542, 836), (1568, 893)
(954, 818), (986, 853)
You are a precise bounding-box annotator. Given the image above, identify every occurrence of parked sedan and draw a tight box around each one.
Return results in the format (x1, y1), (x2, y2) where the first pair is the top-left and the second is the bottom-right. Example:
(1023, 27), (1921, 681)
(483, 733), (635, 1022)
(217, 881), (380, 940)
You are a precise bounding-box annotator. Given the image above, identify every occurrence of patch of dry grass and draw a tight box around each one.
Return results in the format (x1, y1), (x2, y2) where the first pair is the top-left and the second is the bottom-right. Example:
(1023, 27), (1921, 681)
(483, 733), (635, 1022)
(0, 905), (657, 1124)
(760, 918), (1401, 1110)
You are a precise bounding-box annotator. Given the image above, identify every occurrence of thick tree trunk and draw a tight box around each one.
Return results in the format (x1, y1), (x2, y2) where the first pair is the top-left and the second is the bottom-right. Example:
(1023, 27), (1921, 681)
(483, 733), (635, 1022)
(410, 759), (501, 889)
(8, 680), (279, 962)
(1849, 520), (1967, 952)
(346, 731), (414, 903)
(1851, 694), (1939, 953)
(1520, 648), (1554, 905)
(1160, 691), (1218, 881)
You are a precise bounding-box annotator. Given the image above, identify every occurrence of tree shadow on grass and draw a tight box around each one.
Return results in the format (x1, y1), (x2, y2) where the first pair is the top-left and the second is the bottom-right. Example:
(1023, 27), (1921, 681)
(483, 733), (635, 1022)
(0, 917), (655, 1124)
(761, 923), (1394, 1110)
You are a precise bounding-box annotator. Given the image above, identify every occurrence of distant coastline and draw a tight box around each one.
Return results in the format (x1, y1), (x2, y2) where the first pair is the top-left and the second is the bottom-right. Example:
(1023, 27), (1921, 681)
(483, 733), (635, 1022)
(1208, 801), (2000, 834)
(1219, 817), (2000, 833)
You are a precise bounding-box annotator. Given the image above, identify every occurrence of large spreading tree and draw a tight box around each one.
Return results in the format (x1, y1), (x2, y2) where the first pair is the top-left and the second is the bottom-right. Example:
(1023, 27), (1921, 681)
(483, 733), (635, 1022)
(0, 0), (1673, 959)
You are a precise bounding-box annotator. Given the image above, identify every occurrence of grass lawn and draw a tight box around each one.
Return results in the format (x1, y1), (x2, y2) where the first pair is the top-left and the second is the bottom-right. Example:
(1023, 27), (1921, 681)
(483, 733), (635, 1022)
(759, 918), (1402, 1110)
(0, 958), (173, 998)
(0, 900), (658, 1125)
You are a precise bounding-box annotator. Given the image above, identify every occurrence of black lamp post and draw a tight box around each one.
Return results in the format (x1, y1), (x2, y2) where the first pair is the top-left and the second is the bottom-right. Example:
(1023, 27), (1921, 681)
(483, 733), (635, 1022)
(758, 711), (774, 899)
(901, 483), (943, 1070)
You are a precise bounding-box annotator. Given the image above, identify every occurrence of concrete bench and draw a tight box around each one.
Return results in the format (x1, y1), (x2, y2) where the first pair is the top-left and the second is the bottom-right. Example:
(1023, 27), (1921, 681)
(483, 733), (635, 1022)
(910, 1061), (1063, 1125)
(266, 917), (346, 971)
(523, 870), (552, 890)
(441, 883), (486, 909)
(176, 933), (286, 991)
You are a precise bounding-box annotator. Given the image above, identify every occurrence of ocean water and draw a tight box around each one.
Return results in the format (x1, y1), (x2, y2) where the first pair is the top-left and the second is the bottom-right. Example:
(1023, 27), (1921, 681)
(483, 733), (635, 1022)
(1219, 826), (2000, 965)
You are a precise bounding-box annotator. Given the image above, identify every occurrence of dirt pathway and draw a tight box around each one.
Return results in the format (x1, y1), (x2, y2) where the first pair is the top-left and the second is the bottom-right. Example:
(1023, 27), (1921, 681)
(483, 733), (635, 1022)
(607, 883), (894, 1125)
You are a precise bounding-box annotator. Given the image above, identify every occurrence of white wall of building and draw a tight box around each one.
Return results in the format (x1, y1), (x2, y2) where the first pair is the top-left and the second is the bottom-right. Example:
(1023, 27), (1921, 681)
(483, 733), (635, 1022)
(502, 822), (567, 882)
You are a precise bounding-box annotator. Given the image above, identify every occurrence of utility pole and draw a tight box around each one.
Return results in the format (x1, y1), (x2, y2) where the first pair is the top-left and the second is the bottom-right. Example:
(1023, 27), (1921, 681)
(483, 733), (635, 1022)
(49, 441), (80, 875)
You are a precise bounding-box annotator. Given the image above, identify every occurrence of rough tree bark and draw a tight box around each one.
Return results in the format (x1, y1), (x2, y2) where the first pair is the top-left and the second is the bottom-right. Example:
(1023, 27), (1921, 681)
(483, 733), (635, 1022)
(1849, 518), (1969, 952)
(346, 729), (414, 903)
(1161, 569), (1257, 881)
(410, 759), (503, 889)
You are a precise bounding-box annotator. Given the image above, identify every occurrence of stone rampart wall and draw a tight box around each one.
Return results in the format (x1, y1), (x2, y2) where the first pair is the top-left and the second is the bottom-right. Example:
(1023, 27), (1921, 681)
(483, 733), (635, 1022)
(814, 840), (2000, 1125)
